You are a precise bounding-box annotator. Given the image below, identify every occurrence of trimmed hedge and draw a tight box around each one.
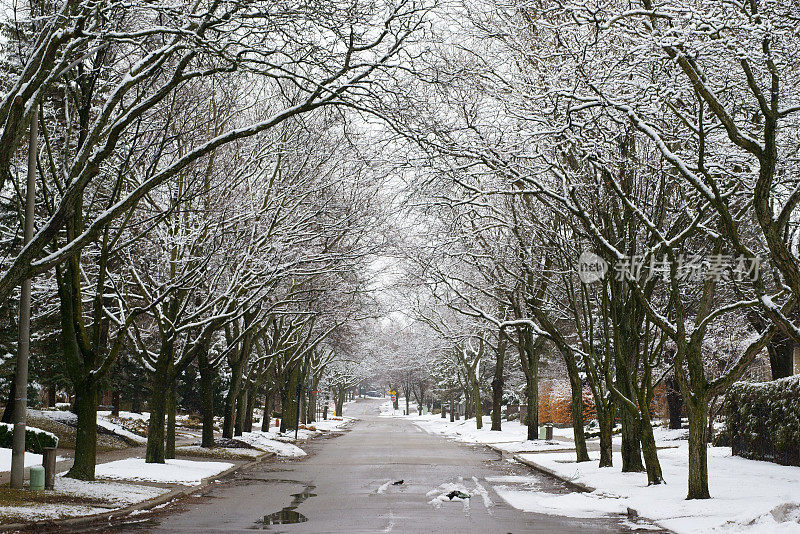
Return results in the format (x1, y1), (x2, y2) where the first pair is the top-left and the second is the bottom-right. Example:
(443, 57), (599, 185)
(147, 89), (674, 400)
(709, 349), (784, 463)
(725, 376), (800, 466)
(0, 422), (59, 454)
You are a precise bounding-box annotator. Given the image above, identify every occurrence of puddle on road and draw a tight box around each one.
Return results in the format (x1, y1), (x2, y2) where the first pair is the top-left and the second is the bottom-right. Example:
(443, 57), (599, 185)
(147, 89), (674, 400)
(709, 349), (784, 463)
(254, 483), (317, 528)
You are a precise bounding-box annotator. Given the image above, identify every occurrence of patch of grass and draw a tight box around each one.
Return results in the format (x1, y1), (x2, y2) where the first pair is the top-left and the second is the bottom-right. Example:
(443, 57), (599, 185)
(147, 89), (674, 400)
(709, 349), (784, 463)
(176, 446), (264, 460)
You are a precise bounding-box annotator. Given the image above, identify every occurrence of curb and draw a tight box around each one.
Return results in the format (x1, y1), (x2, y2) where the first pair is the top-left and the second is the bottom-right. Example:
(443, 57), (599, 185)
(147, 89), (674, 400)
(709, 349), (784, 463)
(0, 451), (276, 532)
(512, 453), (597, 493)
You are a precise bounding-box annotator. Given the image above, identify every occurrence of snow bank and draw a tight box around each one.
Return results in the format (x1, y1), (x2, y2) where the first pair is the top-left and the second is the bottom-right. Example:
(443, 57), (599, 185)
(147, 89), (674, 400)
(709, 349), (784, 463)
(494, 487), (627, 518)
(233, 432), (306, 457)
(96, 417), (147, 444)
(410, 412), (573, 451)
(95, 458), (233, 486)
(517, 445), (800, 533)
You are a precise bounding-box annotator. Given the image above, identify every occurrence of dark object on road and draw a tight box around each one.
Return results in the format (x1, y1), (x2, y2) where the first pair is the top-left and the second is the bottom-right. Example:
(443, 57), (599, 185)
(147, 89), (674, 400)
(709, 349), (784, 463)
(392, 480), (404, 485)
(446, 490), (470, 500)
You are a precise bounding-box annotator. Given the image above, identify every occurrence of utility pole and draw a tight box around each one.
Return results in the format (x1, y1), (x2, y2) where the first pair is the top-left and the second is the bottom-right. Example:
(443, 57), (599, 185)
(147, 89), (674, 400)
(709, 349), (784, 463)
(11, 107), (38, 489)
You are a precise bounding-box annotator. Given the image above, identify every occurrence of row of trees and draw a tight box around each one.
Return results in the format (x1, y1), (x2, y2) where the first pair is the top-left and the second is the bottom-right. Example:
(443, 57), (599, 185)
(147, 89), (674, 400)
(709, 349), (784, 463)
(379, 0), (800, 501)
(0, 0), (427, 482)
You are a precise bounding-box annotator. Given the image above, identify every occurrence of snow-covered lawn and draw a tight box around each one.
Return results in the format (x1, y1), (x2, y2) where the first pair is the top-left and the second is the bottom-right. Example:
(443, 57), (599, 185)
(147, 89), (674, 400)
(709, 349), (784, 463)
(0, 476), (169, 522)
(0, 447), (67, 473)
(402, 407), (573, 451)
(96, 417), (147, 444)
(311, 417), (352, 432)
(55, 476), (169, 506)
(516, 446), (800, 533)
(233, 432), (306, 458)
(94, 458), (233, 486)
(0, 503), (110, 521)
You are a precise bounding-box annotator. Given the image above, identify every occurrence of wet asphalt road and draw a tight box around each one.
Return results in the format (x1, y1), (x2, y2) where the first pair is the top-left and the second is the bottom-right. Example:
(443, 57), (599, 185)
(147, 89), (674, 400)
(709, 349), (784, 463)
(109, 399), (651, 534)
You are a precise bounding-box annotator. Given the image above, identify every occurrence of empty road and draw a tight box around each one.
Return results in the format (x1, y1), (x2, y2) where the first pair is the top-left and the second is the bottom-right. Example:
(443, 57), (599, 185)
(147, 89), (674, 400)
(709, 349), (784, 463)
(107, 398), (656, 533)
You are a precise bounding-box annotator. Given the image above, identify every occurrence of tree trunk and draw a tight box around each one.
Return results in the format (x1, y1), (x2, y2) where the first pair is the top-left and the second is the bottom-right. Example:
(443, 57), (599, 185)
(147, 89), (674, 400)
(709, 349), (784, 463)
(66, 379), (98, 480)
(198, 349), (216, 448)
(48, 385), (57, 410)
(282, 367), (300, 429)
(262, 391), (271, 432)
(146, 371), (169, 464)
(686, 396), (711, 499)
(598, 409), (613, 468)
(244, 388), (255, 432)
(112, 390), (120, 417)
(490, 343), (505, 431)
(334, 386), (344, 417)
(665, 376), (683, 430)
(617, 367), (644, 472)
(767, 331), (794, 380)
(307, 387), (317, 423)
(449, 395), (455, 422)
(165, 386), (176, 459)
(473, 376), (482, 429)
(525, 367), (538, 441)
(640, 412), (663, 485)
(566, 367), (590, 462)
(234, 386), (246, 436)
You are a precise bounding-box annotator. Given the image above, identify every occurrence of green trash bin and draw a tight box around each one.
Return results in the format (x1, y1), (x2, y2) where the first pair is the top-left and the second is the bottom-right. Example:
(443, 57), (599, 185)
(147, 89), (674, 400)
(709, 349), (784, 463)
(29, 465), (45, 491)
(538, 425), (546, 440)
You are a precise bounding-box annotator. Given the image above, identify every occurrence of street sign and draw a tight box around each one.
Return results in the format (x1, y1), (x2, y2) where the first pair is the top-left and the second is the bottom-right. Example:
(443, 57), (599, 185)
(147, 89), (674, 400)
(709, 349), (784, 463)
(391, 395), (396, 402)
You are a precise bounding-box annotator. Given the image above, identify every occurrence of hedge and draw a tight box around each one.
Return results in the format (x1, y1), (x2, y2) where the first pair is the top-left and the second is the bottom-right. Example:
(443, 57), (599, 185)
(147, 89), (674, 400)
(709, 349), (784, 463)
(0, 422), (59, 454)
(725, 376), (800, 466)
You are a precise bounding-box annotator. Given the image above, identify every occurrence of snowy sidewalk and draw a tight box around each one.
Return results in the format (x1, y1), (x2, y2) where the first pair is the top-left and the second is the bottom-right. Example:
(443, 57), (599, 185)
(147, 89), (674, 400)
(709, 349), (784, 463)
(515, 446), (800, 533)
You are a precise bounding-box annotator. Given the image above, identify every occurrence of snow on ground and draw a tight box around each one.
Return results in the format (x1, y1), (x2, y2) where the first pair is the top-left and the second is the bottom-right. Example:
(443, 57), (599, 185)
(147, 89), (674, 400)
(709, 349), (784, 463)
(0, 477), (169, 522)
(233, 432), (306, 457)
(95, 417), (147, 444)
(97, 410), (149, 422)
(494, 486), (628, 518)
(29, 409), (77, 424)
(377, 480), (391, 494)
(55, 476), (169, 506)
(403, 407), (572, 451)
(32, 409), (149, 443)
(311, 417), (352, 432)
(95, 458), (233, 486)
(0, 503), (109, 521)
(517, 446), (800, 534)
(0, 448), (67, 473)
